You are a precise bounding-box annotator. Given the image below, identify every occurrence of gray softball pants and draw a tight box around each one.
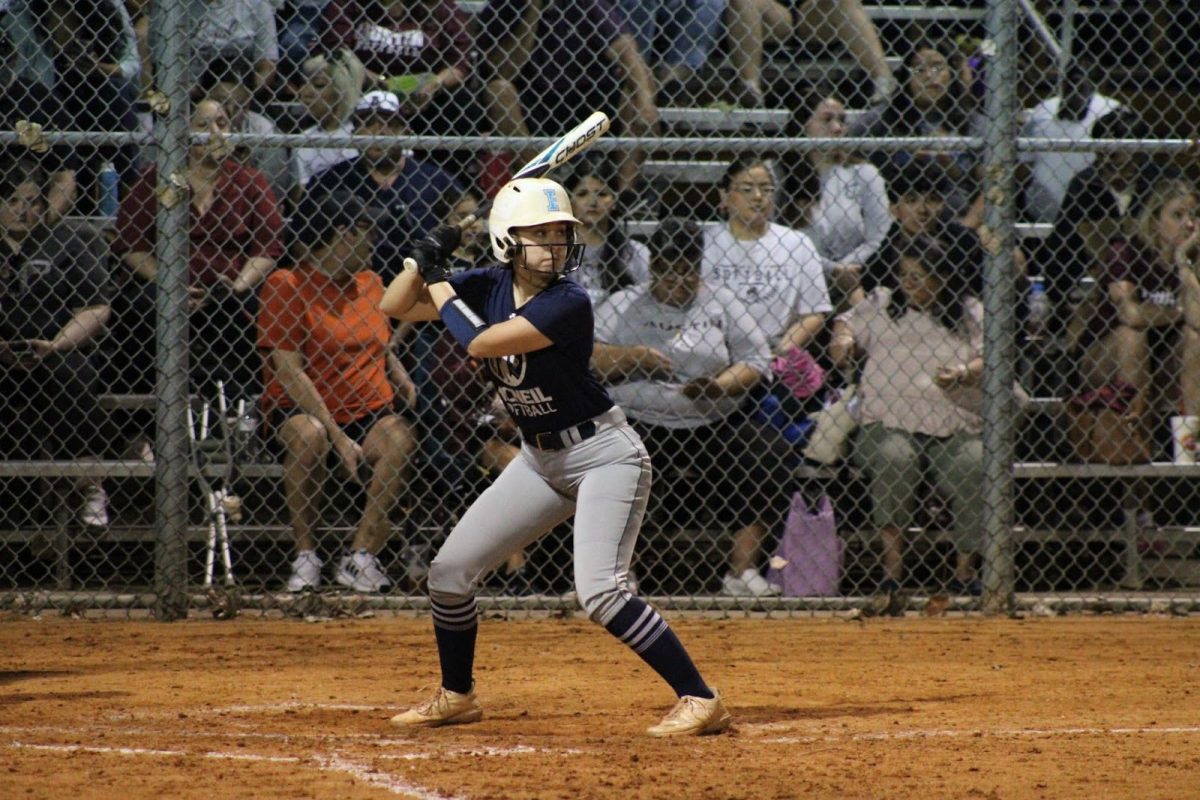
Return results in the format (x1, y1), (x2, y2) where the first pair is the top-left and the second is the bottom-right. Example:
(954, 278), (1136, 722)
(426, 407), (650, 626)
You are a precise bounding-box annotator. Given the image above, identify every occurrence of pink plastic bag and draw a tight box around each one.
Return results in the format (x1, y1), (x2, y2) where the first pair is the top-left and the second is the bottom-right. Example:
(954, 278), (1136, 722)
(766, 493), (843, 596)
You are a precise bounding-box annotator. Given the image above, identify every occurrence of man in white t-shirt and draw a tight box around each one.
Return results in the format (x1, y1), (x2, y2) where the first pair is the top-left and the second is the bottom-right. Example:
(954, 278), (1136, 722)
(594, 218), (794, 599)
(1020, 59), (1122, 223)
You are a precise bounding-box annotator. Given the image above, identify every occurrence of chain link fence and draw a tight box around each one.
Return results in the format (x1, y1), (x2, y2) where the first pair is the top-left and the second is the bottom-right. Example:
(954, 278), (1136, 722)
(1, 0), (1198, 618)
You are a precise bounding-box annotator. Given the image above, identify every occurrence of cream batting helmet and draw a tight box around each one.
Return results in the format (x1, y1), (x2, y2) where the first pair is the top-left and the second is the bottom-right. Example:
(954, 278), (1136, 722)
(488, 178), (581, 263)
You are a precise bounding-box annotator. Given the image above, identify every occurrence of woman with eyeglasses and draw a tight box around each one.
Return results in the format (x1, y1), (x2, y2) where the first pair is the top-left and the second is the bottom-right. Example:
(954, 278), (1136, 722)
(594, 218), (795, 599)
(700, 154), (832, 596)
(850, 39), (978, 216)
(704, 155), (832, 354)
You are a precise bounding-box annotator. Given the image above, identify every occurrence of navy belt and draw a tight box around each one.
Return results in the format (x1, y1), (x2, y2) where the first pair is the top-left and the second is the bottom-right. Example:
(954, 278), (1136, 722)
(530, 420), (598, 451)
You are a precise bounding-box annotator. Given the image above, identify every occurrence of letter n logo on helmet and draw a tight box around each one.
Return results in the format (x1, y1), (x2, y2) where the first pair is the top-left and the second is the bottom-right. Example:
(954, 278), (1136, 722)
(543, 187), (560, 211)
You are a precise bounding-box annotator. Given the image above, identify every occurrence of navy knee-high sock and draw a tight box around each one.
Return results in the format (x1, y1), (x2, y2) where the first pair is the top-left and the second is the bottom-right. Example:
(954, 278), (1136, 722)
(604, 597), (713, 699)
(431, 597), (478, 694)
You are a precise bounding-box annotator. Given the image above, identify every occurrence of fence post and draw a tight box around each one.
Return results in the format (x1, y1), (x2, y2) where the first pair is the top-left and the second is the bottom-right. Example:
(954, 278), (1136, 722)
(152, 0), (192, 620)
(980, 0), (1021, 615)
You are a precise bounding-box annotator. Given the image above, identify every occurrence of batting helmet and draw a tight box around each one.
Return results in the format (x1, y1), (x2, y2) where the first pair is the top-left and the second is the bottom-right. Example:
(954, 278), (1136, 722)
(488, 178), (581, 263)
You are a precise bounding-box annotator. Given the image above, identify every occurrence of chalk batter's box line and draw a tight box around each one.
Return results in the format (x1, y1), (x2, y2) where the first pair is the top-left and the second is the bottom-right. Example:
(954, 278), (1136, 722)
(10, 723), (1200, 799)
(8, 742), (462, 800)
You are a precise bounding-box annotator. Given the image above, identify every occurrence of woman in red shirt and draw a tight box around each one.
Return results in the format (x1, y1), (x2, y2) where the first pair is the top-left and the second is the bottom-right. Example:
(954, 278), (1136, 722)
(113, 99), (284, 401)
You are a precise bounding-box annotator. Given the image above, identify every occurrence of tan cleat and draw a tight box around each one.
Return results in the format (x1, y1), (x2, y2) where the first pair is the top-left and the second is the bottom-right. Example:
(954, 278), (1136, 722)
(390, 686), (483, 728)
(646, 690), (732, 737)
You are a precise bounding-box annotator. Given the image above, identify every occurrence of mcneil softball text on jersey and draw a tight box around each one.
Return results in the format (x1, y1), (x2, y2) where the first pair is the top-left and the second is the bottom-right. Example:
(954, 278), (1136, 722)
(497, 385), (558, 417)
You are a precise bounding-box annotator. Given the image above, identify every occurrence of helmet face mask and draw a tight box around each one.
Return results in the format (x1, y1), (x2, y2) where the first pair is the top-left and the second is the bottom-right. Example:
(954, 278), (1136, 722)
(489, 178), (584, 277)
(508, 223), (585, 280)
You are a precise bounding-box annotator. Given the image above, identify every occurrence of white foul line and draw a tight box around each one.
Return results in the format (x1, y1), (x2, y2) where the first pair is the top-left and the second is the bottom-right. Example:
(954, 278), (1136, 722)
(376, 744), (583, 761)
(168, 701), (390, 716)
(1, 724), (577, 759)
(10, 741), (301, 763)
(751, 724), (1200, 744)
(0, 723), (383, 743)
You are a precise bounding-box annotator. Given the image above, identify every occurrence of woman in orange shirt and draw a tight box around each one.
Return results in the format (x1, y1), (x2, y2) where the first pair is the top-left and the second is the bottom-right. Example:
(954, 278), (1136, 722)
(258, 192), (416, 594)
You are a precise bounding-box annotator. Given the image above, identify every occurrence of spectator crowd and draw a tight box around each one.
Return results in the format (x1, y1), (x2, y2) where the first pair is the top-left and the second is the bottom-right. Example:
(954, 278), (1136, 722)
(1, 0), (1197, 599)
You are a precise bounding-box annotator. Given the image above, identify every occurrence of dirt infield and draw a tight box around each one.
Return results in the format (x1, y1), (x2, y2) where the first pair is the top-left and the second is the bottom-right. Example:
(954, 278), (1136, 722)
(2, 613), (1198, 800)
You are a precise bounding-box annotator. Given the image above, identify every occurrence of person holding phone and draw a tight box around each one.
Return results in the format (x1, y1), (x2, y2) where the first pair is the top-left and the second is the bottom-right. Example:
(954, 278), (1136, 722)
(113, 99), (284, 404)
(0, 157), (113, 527)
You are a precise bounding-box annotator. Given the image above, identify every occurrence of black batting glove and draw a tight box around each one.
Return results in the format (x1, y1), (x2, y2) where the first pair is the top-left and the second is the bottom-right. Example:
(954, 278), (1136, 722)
(423, 223), (462, 261)
(409, 224), (462, 285)
(410, 243), (450, 284)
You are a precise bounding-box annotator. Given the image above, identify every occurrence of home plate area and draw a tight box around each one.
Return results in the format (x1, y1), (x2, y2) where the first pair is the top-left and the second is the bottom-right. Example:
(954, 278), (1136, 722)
(2, 616), (1199, 799)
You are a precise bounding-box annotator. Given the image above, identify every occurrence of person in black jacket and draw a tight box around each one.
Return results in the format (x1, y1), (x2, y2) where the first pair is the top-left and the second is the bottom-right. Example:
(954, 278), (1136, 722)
(303, 90), (461, 283)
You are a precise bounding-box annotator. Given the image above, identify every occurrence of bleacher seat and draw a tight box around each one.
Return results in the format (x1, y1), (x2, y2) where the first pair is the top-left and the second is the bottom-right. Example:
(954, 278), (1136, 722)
(620, 217), (1051, 242)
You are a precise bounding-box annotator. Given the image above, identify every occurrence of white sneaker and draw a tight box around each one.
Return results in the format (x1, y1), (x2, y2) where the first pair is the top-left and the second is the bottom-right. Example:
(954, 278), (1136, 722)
(646, 689), (732, 737)
(720, 572), (748, 596)
(721, 569), (781, 597)
(286, 550), (322, 592)
(336, 549), (394, 593)
(79, 484), (109, 528)
(743, 570), (782, 597)
(1134, 510), (1158, 532)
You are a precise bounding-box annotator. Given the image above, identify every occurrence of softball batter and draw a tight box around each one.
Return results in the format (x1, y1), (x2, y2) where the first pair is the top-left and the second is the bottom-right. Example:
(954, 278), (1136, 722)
(380, 177), (730, 737)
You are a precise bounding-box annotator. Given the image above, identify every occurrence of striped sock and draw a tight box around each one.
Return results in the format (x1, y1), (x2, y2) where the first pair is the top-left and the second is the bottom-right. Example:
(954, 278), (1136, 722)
(604, 597), (712, 699)
(431, 597), (478, 695)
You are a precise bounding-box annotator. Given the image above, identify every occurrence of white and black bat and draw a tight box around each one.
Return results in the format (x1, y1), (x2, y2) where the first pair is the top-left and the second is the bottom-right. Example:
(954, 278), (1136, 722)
(404, 111), (611, 274)
(463, 110), (611, 227)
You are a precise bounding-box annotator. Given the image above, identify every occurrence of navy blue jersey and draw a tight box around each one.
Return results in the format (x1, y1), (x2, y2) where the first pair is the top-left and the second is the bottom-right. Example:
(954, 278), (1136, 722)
(448, 266), (613, 437)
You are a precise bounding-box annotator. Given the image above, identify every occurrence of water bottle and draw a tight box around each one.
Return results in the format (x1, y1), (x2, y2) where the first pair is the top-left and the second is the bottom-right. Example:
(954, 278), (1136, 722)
(1027, 277), (1050, 341)
(1024, 277), (1059, 395)
(98, 161), (119, 218)
(236, 405), (260, 464)
(1068, 276), (1096, 314)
